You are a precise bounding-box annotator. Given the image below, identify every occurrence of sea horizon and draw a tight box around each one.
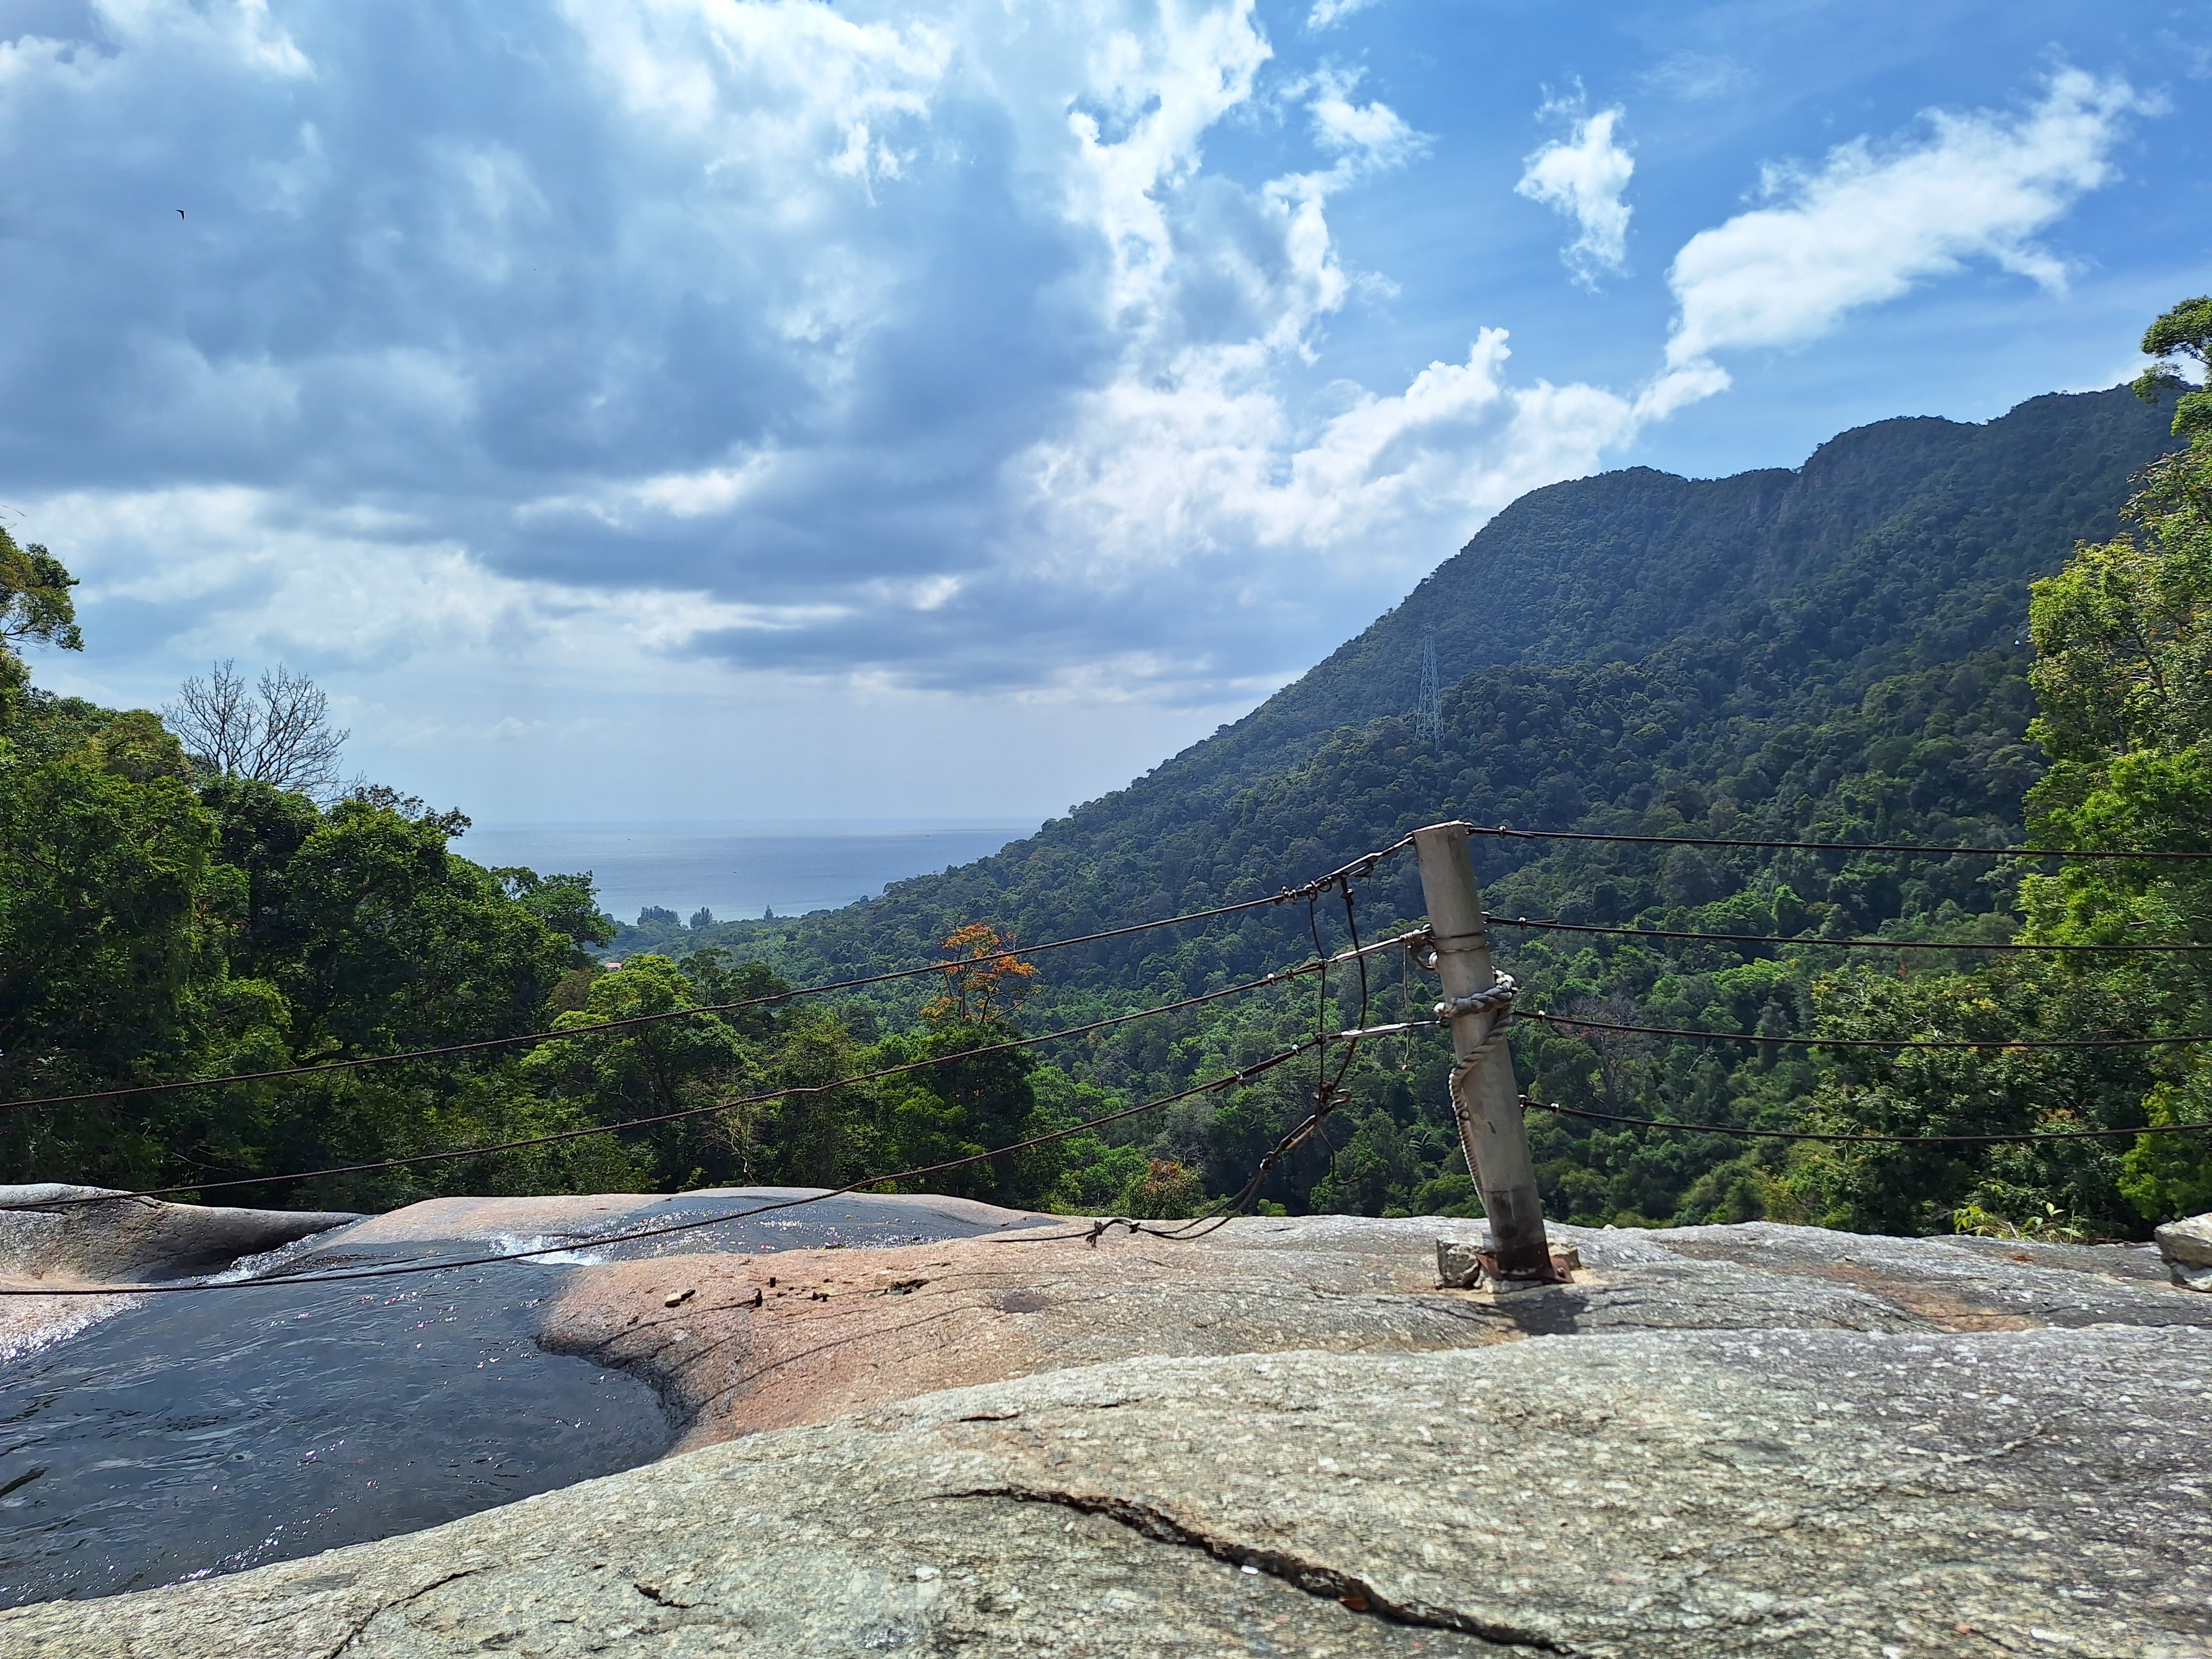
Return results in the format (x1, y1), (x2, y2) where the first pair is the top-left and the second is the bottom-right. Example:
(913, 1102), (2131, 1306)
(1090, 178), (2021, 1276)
(460, 818), (1043, 925)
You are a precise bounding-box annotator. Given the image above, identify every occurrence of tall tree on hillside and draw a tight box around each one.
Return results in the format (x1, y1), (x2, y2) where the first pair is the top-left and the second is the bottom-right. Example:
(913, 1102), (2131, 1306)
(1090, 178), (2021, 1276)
(879, 924), (1062, 1206)
(0, 539), (222, 1176)
(2030, 298), (2212, 1223)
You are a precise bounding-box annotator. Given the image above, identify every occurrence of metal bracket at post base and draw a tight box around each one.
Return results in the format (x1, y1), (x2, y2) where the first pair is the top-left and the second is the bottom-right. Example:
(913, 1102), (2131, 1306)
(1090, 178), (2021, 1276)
(1437, 1238), (1581, 1291)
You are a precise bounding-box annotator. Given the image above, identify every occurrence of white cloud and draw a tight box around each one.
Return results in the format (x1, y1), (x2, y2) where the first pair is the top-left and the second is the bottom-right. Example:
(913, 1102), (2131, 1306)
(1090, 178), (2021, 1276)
(1307, 67), (1428, 175)
(4, 0), (1599, 713)
(1007, 328), (1637, 615)
(1642, 51), (1748, 103)
(1649, 67), (2151, 415)
(1515, 101), (1635, 288)
(1305, 0), (1380, 30)
(0, 0), (2160, 822)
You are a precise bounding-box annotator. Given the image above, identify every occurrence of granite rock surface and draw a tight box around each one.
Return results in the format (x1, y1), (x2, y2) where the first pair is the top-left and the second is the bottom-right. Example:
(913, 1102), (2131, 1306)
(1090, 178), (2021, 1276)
(537, 1213), (2209, 1447)
(2, 1205), (2208, 1657)
(3, 1325), (2204, 1658)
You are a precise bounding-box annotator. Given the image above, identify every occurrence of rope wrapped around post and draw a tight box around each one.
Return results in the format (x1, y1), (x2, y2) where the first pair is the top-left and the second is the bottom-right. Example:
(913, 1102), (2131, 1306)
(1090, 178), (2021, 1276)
(1441, 973), (1515, 1118)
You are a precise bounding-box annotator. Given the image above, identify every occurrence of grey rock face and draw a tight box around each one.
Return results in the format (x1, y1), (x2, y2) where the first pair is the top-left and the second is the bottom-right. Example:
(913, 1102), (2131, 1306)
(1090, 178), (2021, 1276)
(7, 1207), (2211, 1657)
(2156, 1213), (2212, 1291)
(5, 1327), (2207, 1659)
(0, 1185), (358, 1285)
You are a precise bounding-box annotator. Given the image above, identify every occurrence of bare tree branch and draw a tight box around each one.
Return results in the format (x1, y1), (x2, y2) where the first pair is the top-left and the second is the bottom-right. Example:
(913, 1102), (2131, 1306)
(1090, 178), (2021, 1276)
(165, 660), (350, 798)
(247, 664), (348, 797)
(166, 660), (255, 776)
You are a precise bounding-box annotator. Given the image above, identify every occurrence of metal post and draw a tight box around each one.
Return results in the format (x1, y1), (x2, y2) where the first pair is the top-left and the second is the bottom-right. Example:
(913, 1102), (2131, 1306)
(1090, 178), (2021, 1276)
(1413, 821), (1553, 1281)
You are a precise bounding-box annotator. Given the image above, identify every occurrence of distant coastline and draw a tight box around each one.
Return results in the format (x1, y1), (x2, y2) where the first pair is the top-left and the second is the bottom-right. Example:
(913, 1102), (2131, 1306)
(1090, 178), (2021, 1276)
(460, 819), (1040, 927)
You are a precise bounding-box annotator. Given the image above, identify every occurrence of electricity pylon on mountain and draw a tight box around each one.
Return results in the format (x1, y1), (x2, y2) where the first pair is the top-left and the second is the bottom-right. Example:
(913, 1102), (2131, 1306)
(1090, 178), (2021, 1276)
(1415, 628), (1443, 750)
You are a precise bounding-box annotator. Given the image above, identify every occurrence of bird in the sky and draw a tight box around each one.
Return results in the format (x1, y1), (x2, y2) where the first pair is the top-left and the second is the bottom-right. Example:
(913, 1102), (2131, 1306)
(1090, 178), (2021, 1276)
(176, 209), (184, 220)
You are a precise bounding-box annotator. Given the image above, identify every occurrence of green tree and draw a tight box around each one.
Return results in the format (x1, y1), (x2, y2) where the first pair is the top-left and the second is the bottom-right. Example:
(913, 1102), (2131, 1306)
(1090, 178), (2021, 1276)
(498, 868), (619, 964)
(0, 700), (221, 1184)
(872, 925), (1063, 1206)
(1784, 962), (2153, 1235)
(2028, 299), (2212, 1224)
(1798, 300), (2212, 1234)
(0, 528), (81, 722)
(529, 954), (756, 1189)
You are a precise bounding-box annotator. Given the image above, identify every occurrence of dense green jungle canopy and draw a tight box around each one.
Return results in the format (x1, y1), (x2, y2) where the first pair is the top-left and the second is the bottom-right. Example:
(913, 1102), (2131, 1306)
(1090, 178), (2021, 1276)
(6, 303), (2209, 1237)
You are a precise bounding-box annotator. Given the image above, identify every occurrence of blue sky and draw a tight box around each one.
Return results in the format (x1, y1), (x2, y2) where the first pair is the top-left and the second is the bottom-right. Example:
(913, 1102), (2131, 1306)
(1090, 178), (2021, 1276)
(4, 0), (2207, 823)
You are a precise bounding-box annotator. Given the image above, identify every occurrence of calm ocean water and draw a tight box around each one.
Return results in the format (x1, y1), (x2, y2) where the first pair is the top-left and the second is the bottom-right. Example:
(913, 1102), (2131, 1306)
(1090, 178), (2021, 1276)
(458, 820), (1038, 925)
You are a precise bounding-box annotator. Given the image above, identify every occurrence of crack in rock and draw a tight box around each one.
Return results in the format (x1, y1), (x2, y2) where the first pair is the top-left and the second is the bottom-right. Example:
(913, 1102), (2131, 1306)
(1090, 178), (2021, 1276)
(326, 1567), (481, 1657)
(949, 1484), (1571, 1654)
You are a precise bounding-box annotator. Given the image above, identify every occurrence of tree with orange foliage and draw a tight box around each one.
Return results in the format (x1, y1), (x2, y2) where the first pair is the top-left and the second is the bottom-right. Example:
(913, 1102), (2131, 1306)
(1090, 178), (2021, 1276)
(921, 922), (1038, 1030)
(867, 922), (1064, 1207)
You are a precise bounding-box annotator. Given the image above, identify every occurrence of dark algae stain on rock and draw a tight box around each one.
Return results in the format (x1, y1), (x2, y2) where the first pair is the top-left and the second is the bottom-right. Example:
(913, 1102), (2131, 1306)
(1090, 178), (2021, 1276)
(0, 1188), (1050, 1612)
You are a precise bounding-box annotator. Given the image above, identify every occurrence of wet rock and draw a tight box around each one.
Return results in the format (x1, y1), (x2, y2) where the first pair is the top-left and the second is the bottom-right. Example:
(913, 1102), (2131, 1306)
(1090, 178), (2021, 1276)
(0, 1186), (362, 1359)
(0, 1185), (357, 1285)
(2156, 1213), (2212, 1292)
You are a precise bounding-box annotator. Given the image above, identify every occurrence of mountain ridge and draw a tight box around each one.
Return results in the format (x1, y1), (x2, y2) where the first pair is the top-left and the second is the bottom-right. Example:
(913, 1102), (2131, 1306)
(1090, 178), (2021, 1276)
(673, 381), (2183, 1228)
(1118, 387), (2171, 814)
(722, 383), (2172, 982)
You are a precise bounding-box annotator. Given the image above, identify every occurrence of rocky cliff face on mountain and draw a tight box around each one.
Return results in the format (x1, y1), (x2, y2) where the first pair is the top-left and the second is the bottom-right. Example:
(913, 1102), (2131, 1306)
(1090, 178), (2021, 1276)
(3, 1194), (2208, 1658)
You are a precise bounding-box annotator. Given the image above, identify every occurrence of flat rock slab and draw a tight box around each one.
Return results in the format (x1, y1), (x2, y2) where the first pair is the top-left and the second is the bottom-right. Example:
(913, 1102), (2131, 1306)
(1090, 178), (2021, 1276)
(7, 1326), (2206, 1658)
(541, 1215), (2212, 1448)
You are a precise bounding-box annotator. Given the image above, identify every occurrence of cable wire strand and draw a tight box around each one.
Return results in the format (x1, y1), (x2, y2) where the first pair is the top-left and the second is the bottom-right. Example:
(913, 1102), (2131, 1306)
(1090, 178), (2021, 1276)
(1457, 821), (2212, 861)
(1524, 1096), (2212, 1144)
(10, 934), (1422, 1213)
(1523, 1009), (2212, 1049)
(1491, 916), (2212, 953)
(1, 1039), (1326, 1295)
(0, 837), (1422, 1118)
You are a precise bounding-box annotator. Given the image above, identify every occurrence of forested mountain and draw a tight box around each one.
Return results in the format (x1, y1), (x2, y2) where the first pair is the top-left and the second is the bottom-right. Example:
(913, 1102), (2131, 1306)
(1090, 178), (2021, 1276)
(716, 382), (2199, 1236)
(1068, 385), (2172, 802)
(753, 387), (2172, 993)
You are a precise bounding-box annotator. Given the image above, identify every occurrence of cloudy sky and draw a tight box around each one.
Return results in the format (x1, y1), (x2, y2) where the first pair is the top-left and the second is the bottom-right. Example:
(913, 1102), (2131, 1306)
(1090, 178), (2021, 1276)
(4, 0), (2207, 824)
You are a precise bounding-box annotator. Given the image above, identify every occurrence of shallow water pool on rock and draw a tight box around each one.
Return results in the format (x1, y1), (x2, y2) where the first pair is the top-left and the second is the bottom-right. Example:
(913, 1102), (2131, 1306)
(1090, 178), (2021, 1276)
(0, 1193), (1038, 1607)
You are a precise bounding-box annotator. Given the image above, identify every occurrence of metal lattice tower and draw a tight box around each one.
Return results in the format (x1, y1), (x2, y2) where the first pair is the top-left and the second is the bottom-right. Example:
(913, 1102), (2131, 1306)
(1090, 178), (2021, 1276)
(1414, 628), (1442, 749)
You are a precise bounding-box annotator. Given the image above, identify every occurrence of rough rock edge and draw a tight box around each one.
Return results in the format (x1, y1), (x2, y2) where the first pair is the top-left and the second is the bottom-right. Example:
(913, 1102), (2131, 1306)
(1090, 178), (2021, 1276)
(2157, 1212), (2212, 1290)
(0, 1186), (361, 1358)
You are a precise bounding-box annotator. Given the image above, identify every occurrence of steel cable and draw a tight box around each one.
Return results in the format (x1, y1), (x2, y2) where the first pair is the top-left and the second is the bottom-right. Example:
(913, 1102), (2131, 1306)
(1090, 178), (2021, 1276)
(1521, 1009), (2212, 1049)
(1458, 822), (2212, 860)
(0, 1037), (1324, 1296)
(1490, 916), (2212, 953)
(1523, 1096), (2212, 1144)
(0, 835), (1422, 1117)
(8, 935), (1420, 1213)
